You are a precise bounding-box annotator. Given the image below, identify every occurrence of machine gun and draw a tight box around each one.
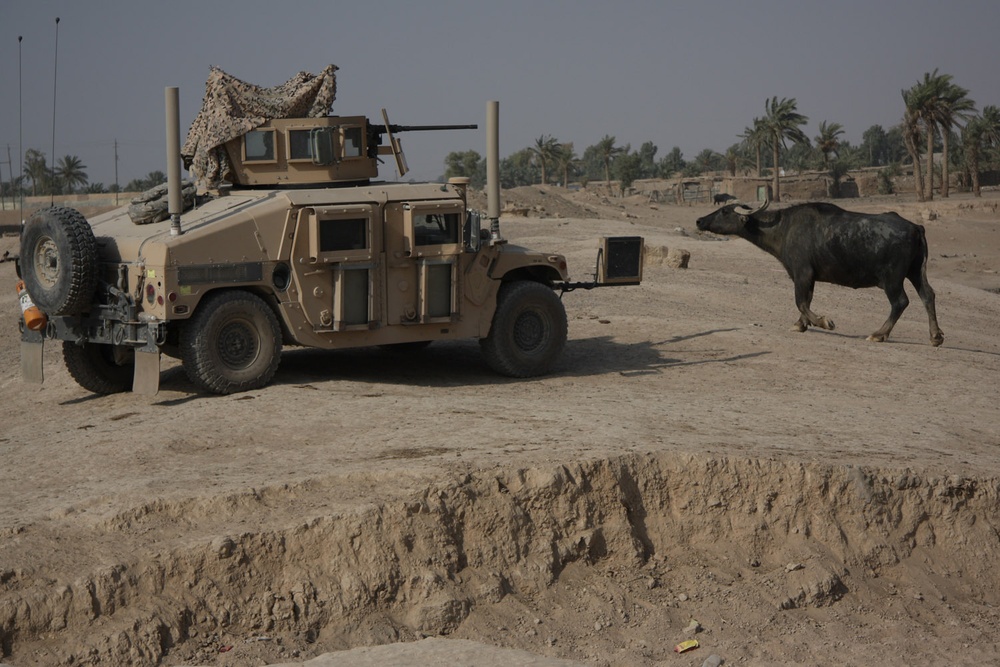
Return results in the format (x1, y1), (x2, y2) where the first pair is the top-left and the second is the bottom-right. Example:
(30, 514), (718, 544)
(368, 109), (477, 176)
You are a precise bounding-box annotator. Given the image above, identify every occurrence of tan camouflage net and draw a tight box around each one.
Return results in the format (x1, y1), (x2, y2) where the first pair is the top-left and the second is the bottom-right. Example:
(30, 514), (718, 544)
(181, 64), (338, 189)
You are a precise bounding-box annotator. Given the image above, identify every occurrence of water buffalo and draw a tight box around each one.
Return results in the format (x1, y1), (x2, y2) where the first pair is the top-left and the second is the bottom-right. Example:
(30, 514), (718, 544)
(713, 193), (737, 205)
(696, 200), (944, 346)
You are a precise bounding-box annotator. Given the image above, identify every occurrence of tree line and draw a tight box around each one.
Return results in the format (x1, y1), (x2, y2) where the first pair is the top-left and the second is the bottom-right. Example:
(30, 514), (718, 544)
(445, 70), (1000, 202)
(5, 69), (998, 205)
(0, 148), (167, 205)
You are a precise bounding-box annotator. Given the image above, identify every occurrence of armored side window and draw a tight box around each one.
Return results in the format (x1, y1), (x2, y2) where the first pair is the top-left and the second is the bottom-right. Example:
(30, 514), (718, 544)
(319, 218), (367, 252)
(413, 212), (460, 246)
(343, 126), (363, 158)
(288, 130), (313, 160)
(244, 129), (276, 162)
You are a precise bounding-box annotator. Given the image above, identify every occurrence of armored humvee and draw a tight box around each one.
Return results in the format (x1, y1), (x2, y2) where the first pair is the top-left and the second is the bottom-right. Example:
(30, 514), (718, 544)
(18, 71), (642, 396)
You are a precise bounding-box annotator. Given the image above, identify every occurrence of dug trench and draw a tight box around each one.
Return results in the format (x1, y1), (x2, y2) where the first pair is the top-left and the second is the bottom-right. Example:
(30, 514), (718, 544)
(2, 455), (1000, 665)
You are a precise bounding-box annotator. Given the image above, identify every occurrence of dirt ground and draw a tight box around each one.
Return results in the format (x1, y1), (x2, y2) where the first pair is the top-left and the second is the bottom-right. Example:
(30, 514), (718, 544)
(1, 188), (999, 667)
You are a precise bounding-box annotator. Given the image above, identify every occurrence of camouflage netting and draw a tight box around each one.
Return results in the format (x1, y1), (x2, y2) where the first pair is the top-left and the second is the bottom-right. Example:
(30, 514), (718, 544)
(181, 64), (338, 189)
(128, 180), (197, 225)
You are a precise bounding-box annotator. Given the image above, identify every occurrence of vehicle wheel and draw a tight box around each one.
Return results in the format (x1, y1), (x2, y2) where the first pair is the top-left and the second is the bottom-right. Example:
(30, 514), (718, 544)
(63, 341), (134, 394)
(480, 281), (567, 377)
(20, 206), (98, 316)
(180, 291), (282, 394)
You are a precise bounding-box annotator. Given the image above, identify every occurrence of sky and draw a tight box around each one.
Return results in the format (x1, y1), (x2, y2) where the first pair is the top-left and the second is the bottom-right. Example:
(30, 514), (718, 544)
(1, 0), (998, 189)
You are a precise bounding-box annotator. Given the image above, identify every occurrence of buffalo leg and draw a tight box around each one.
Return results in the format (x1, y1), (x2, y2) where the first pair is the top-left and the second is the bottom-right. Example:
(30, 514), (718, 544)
(868, 282), (909, 342)
(792, 278), (835, 332)
(908, 265), (944, 346)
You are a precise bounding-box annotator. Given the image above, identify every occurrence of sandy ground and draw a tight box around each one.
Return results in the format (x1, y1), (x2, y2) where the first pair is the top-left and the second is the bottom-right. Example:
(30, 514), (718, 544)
(1, 189), (999, 666)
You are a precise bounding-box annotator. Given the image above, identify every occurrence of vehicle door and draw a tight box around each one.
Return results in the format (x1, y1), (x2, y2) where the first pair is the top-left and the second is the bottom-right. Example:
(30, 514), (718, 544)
(291, 204), (380, 333)
(383, 200), (465, 326)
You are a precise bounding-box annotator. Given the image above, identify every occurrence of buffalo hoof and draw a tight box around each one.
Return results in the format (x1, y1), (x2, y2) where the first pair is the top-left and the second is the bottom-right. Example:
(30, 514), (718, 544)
(820, 317), (835, 331)
(791, 321), (808, 332)
(866, 333), (888, 343)
(931, 333), (944, 347)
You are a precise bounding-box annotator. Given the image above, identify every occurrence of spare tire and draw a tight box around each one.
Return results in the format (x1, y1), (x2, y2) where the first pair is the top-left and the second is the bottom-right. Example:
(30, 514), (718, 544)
(20, 206), (98, 316)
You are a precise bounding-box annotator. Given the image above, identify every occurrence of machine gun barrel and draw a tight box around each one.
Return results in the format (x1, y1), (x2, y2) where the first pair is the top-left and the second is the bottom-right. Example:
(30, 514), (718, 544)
(374, 123), (478, 133)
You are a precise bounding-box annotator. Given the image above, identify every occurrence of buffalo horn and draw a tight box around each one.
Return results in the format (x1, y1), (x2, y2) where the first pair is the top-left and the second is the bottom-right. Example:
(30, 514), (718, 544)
(734, 199), (769, 216)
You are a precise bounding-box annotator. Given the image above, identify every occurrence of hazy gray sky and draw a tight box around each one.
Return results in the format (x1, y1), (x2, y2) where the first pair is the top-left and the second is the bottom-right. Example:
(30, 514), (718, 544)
(2, 0), (997, 188)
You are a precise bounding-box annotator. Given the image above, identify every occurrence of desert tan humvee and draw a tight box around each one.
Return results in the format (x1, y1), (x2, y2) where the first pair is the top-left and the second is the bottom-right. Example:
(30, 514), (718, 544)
(18, 88), (642, 396)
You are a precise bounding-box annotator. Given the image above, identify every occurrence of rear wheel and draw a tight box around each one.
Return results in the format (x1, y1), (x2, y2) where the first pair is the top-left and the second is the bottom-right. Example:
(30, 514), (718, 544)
(63, 342), (134, 394)
(480, 281), (567, 377)
(180, 291), (282, 394)
(19, 206), (98, 316)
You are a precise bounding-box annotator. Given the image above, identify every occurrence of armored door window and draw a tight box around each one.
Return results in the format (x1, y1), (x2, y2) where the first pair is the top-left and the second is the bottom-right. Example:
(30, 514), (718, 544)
(319, 218), (367, 252)
(413, 213), (460, 246)
(308, 207), (375, 264)
(244, 129), (276, 162)
(403, 203), (464, 258)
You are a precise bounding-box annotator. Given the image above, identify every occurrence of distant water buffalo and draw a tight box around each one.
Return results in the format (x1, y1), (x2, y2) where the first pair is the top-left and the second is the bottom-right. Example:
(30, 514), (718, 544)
(696, 200), (944, 346)
(713, 193), (737, 205)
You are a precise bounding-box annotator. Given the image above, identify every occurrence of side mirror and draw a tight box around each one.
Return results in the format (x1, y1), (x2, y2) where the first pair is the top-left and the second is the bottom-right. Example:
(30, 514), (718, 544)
(465, 209), (483, 252)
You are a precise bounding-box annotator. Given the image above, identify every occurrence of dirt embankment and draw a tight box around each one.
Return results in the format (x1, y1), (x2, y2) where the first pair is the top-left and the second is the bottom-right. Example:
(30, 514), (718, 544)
(1, 189), (999, 666)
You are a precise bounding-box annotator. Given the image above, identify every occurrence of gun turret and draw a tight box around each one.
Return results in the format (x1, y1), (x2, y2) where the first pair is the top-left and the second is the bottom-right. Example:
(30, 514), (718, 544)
(221, 111), (477, 187)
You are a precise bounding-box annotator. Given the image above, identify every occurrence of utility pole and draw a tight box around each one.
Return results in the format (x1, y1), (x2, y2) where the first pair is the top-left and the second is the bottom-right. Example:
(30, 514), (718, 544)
(1, 144), (11, 211)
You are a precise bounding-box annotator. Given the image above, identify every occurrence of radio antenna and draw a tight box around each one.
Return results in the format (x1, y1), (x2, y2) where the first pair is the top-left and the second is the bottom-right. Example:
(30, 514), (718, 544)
(18, 35), (24, 226)
(50, 17), (60, 206)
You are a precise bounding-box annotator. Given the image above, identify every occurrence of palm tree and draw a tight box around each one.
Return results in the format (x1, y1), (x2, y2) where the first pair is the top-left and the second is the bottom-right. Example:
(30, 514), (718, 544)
(936, 80), (976, 197)
(911, 70), (946, 199)
(963, 105), (1000, 197)
(529, 135), (560, 185)
(23, 149), (49, 197)
(905, 70), (974, 199)
(739, 118), (767, 177)
(596, 135), (625, 187)
(901, 87), (926, 200)
(762, 97), (809, 201)
(723, 146), (742, 177)
(55, 155), (88, 194)
(694, 148), (722, 174)
(554, 143), (579, 188)
(815, 121), (845, 170)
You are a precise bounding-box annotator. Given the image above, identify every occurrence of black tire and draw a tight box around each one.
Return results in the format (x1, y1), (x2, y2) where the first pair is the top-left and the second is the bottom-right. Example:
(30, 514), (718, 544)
(20, 206), (98, 316)
(180, 291), (282, 394)
(63, 342), (134, 394)
(480, 281), (567, 377)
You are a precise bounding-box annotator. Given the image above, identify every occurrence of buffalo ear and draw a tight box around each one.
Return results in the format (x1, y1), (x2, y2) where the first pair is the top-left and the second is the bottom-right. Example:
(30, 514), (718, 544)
(738, 214), (758, 230)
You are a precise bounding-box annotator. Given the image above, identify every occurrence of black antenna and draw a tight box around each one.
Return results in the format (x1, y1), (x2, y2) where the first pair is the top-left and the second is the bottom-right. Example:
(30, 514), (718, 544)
(50, 17), (60, 206)
(18, 35), (23, 227)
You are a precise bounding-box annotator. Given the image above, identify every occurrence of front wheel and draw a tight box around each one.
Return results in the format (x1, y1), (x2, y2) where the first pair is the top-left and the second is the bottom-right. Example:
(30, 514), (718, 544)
(63, 342), (135, 394)
(480, 281), (567, 377)
(180, 291), (282, 394)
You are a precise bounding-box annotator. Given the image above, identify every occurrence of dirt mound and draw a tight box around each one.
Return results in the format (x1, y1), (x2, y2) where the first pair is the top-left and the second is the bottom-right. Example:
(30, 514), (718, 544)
(467, 186), (602, 220)
(4, 456), (1000, 665)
